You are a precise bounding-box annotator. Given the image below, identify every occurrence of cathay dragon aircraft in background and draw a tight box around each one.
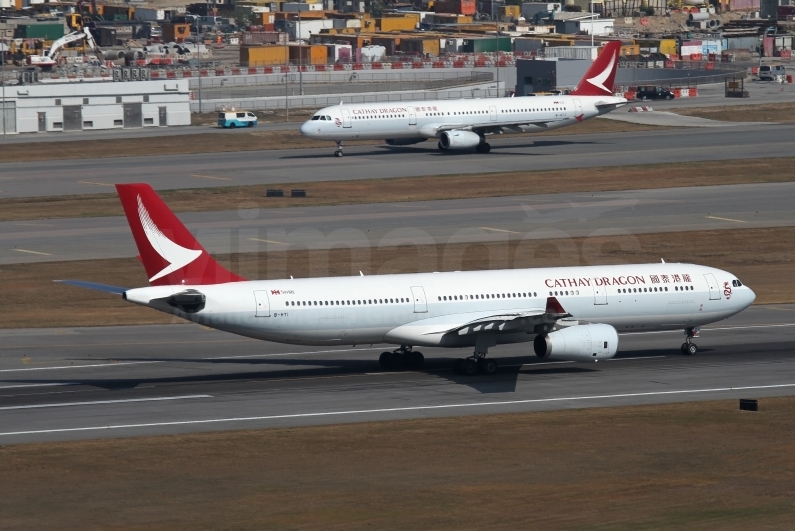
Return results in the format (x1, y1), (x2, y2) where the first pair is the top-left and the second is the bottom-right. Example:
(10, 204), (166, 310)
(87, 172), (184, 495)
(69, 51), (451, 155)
(61, 184), (756, 376)
(300, 40), (627, 156)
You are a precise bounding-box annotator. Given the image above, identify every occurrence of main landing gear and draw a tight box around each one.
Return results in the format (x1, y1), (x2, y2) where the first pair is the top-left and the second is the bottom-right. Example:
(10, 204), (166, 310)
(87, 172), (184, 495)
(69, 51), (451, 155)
(379, 346), (424, 370)
(475, 141), (491, 154)
(681, 327), (700, 355)
(334, 140), (345, 158)
(453, 351), (498, 376)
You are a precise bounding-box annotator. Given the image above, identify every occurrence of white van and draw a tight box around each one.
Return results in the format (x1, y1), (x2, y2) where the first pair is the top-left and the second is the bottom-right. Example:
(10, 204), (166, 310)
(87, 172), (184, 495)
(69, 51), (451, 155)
(758, 64), (786, 81)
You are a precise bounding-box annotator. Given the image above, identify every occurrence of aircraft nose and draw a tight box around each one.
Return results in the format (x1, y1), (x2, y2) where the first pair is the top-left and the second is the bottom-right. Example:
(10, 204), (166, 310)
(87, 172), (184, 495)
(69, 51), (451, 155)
(746, 287), (757, 307)
(299, 121), (312, 136)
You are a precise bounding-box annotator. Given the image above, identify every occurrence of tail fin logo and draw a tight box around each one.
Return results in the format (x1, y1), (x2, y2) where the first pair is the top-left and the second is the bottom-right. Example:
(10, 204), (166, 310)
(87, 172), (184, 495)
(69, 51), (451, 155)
(137, 195), (202, 282)
(586, 52), (616, 94)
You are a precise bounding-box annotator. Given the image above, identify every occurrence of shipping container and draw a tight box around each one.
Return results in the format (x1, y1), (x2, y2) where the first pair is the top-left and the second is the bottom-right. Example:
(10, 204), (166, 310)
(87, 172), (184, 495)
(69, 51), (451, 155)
(289, 44), (328, 64)
(399, 37), (440, 56)
(462, 36), (511, 53)
(243, 31), (287, 45)
(546, 45), (598, 60)
(498, 5), (521, 20)
(163, 23), (191, 43)
(256, 12), (276, 25)
(13, 23), (66, 40)
(378, 16), (417, 31)
(134, 8), (166, 21)
(240, 45), (289, 66)
(659, 38), (677, 55)
(434, 0), (476, 15)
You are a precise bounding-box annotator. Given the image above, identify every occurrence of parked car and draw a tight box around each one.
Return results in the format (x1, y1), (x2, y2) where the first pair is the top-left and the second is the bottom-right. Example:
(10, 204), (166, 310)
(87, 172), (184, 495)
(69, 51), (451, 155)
(635, 86), (675, 100)
(218, 110), (258, 128)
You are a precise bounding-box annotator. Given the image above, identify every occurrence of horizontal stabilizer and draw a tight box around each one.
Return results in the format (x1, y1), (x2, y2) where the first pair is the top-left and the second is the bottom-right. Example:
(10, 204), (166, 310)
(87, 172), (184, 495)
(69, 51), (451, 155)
(55, 280), (128, 295)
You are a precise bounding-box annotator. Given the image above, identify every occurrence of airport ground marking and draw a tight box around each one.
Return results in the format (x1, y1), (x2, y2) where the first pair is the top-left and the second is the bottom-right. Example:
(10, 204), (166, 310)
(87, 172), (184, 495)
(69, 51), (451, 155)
(0, 395), (210, 411)
(0, 361), (162, 373)
(3, 383), (795, 438)
(10, 248), (51, 256)
(479, 226), (522, 234)
(706, 215), (746, 223)
(76, 180), (114, 187)
(249, 237), (287, 245)
(12, 222), (53, 227)
(192, 174), (232, 181)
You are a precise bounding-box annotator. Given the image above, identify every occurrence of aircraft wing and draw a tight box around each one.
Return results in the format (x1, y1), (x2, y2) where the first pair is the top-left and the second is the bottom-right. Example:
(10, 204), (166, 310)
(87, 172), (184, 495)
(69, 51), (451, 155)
(420, 119), (569, 138)
(384, 297), (572, 345)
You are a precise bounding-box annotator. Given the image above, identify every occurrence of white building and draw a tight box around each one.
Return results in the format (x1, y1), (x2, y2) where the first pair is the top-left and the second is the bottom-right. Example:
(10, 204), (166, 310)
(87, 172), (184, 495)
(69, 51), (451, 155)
(0, 78), (190, 135)
(553, 13), (614, 36)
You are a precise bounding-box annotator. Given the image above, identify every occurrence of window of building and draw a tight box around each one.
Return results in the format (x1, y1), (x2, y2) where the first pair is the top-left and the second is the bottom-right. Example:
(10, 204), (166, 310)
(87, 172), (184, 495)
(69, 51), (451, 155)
(55, 99), (61, 106)
(82, 98), (89, 105)
(116, 96), (122, 103)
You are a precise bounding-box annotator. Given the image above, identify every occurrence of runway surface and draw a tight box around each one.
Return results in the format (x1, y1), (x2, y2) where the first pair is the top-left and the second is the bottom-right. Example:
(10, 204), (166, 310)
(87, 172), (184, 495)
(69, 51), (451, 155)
(3, 182), (793, 265)
(1, 123), (794, 199)
(1, 304), (793, 444)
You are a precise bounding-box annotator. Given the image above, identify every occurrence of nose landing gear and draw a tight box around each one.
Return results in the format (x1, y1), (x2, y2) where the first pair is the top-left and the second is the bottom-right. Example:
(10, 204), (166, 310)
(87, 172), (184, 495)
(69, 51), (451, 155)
(334, 140), (344, 157)
(681, 327), (700, 355)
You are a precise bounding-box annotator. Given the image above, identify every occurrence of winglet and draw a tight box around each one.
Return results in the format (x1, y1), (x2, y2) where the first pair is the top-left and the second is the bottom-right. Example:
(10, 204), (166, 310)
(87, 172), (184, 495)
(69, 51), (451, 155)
(570, 40), (622, 97)
(116, 183), (246, 286)
(545, 296), (567, 315)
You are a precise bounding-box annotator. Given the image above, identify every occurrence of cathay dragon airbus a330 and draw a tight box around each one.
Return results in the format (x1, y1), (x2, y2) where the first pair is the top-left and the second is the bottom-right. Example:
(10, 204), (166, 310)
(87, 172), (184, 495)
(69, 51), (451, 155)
(300, 40), (627, 156)
(60, 184), (756, 376)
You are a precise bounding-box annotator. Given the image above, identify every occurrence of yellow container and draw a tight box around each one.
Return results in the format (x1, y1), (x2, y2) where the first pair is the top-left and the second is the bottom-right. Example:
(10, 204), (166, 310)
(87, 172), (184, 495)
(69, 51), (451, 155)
(289, 44), (328, 65)
(240, 45), (289, 66)
(620, 44), (639, 56)
(378, 17), (416, 32)
(659, 39), (677, 55)
(498, 5), (520, 19)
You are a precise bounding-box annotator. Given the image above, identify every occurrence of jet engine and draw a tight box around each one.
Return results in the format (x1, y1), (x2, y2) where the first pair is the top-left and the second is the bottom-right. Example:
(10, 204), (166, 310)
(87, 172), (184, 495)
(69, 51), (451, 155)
(534, 323), (618, 362)
(385, 138), (426, 146)
(438, 130), (481, 150)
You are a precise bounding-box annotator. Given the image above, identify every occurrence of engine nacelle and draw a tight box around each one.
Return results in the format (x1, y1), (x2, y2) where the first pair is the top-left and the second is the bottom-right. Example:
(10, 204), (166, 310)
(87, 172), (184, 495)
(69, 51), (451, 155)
(438, 130), (481, 150)
(534, 324), (618, 362)
(385, 138), (426, 146)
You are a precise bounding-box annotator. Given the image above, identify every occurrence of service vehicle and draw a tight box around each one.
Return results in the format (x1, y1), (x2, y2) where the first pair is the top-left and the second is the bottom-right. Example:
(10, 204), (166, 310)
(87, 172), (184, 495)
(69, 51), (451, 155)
(218, 110), (258, 128)
(758, 64), (786, 81)
(636, 86), (675, 100)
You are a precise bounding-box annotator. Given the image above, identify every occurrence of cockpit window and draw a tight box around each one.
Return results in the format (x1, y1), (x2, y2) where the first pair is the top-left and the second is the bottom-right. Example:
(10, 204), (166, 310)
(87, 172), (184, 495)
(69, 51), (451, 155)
(320, 116), (327, 120)
(311, 115), (320, 120)
(326, 115), (332, 120)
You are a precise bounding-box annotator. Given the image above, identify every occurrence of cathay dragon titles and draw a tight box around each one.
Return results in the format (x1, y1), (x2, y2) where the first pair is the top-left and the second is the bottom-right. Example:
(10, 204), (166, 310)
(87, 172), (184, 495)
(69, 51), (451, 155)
(300, 40), (628, 156)
(60, 184), (756, 376)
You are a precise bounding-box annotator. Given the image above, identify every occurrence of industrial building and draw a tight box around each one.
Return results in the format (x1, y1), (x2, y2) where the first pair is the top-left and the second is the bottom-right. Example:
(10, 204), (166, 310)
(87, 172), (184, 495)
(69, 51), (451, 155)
(0, 79), (190, 134)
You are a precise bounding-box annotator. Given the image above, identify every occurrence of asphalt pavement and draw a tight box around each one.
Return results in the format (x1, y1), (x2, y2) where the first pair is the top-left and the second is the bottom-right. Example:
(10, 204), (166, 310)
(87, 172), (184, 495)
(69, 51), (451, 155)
(3, 182), (794, 265)
(0, 304), (793, 444)
(1, 123), (793, 199)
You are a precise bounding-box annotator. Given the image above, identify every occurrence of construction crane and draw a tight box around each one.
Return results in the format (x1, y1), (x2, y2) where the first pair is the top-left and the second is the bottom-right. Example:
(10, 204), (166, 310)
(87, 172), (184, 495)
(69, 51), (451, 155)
(26, 27), (102, 69)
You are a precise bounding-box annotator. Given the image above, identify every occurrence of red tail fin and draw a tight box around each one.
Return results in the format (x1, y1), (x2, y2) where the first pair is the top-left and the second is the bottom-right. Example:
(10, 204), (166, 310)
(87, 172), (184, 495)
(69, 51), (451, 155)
(116, 183), (246, 286)
(570, 40), (622, 97)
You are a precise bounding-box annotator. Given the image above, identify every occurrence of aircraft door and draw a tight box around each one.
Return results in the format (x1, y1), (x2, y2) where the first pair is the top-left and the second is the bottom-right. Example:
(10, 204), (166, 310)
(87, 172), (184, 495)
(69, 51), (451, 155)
(410, 286), (428, 313)
(704, 273), (721, 300)
(573, 98), (582, 117)
(408, 106), (417, 125)
(254, 290), (271, 317)
(489, 105), (497, 121)
(593, 283), (607, 305)
(342, 108), (352, 128)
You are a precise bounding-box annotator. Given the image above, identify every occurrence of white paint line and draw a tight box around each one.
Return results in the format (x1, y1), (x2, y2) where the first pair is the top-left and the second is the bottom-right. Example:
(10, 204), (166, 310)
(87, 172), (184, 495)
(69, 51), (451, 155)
(0, 361), (162, 373)
(206, 347), (383, 360)
(192, 174), (232, 181)
(608, 356), (667, 361)
(76, 180), (114, 187)
(0, 383), (74, 390)
(622, 323), (795, 336)
(249, 238), (286, 245)
(706, 215), (746, 223)
(0, 395), (210, 411)
(479, 226), (522, 234)
(10, 248), (51, 256)
(3, 383), (794, 437)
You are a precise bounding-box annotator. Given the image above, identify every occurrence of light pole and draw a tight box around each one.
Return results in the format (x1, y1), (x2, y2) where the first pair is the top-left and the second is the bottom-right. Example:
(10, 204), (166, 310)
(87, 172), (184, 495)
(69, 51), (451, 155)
(284, 28), (289, 122)
(495, 22), (500, 98)
(298, 2), (303, 96)
(2, 37), (6, 136)
(196, 16), (203, 114)
(590, 1), (594, 47)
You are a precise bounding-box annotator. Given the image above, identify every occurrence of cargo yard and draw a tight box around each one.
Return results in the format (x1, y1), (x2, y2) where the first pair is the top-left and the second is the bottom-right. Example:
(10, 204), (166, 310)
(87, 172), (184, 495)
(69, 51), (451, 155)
(2, 0), (795, 528)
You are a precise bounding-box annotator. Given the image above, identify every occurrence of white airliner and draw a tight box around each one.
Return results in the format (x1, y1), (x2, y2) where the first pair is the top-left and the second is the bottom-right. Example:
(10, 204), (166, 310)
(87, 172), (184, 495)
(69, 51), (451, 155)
(61, 184), (756, 376)
(300, 40), (627, 156)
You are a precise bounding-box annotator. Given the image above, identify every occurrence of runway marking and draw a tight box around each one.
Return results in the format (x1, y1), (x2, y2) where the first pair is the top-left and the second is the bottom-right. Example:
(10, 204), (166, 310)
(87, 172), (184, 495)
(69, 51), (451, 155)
(249, 237), (287, 245)
(608, 355), (666, 361)
(622, 323), (795, 336)
(192, 174), (232, 181)
(0, 395), (210, 411)
(10, 248), (51, 256)
(12, 222), (53, 227)
(0, 383), (74, 390)
(479, 226), (522, 234)
(76, 180), (114, 187)
(0, 361), (162, 373)
(706, 215), (746, 223)
(2, 383), (794, 437)
(207, 347), (382, 360)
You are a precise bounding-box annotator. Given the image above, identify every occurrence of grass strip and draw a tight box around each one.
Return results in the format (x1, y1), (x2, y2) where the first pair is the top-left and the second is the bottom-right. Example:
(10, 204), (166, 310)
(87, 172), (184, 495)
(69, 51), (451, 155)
(674, 102), (795, 123)
(1, 226), (792, 329)
(2, 156), (795, 222)
(2, 397), (795, 530)
(0, 117), (660, 164)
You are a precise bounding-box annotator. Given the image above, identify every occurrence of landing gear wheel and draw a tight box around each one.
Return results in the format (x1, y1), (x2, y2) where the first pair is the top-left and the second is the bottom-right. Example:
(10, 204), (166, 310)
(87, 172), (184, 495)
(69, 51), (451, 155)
(379, 351), (392, 369)
(461, 358), (479, 376)
(476, 142), (491, 154)
(685, 343), (698, 356)
(453, 358), (464, 374)
(479, 359), (498, 375)
(680, 343), (688, 355)
(407, 351), (424, 368)
(334, 149), (343, 158)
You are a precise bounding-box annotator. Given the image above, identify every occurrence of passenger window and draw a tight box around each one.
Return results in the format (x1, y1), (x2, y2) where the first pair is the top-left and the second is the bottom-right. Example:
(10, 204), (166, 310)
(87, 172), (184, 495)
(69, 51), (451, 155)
(236, 112), (245, 118)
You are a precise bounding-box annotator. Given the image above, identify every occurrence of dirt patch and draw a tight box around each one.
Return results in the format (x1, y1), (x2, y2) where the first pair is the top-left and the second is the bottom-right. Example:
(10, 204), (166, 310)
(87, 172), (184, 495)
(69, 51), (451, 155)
(0, 118), (662, 164)
(1, 226), (792, 328)
(3, 156), (794, 222)
(674, 102), (795, 123)
(2, 397), (795, 530)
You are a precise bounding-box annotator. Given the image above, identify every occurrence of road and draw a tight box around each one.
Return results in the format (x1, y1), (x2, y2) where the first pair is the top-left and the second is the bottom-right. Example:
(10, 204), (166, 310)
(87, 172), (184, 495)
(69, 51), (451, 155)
(0, 304), (793, 444)
(0, 123), (793, 199)
(3, 182), (794, 265)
